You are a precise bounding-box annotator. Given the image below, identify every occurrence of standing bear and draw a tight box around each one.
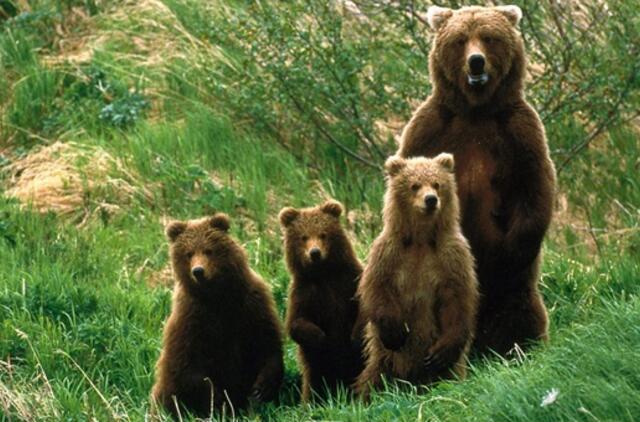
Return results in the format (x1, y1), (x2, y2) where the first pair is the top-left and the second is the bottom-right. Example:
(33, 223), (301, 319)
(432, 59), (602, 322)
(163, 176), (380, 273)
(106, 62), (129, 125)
(151, 214), (284, 418)
(279, 200), (364, 402)
(355, 154), (479, 398)
(398, 5), (556, 355)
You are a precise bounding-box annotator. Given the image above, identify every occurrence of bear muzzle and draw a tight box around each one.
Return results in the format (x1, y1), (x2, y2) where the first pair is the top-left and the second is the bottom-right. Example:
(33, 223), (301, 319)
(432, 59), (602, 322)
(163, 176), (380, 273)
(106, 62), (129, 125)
(308, 247), (323, 263)
(467, 53), (489, 87)
(424, 194), (439, 212)
(191, 266), (206, 282)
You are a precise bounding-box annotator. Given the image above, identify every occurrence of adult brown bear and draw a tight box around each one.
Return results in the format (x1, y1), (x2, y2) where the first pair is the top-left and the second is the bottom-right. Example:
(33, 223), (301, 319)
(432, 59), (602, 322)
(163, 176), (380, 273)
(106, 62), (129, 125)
(398, 5), (556, 355)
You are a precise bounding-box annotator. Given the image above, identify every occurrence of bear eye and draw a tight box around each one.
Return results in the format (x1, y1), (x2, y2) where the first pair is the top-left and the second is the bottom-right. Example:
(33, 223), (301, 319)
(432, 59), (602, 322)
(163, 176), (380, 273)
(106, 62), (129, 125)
(456, 37), (466, 46)
(301, 235), (309, 241)
(411, 183), (421, 192)
(433, 182), (440, 190)
(186, 251), (194, 259)
(204, 249), (214, 255)
(482, 36), (495, 44)
(319, 233), (326, 240)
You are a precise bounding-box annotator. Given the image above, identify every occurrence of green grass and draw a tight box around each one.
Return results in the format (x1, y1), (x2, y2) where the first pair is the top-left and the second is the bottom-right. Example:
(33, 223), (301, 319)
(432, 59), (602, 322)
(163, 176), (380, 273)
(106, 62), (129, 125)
(1, 0), (639, 420)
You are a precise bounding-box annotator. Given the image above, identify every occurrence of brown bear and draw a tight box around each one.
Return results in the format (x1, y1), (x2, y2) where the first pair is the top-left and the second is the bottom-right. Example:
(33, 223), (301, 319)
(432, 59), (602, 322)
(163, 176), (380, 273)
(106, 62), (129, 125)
(279, 200), (364, 402)
(397, 5), (556, 355)
(151, 214), (284, 418)
(355, 154), (479, 398)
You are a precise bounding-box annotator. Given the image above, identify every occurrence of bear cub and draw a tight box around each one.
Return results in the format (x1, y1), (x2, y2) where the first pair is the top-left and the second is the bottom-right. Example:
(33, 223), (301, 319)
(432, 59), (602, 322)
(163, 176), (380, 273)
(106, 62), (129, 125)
(280, 200), (364, 401)
(356, 154), (479, 397)
(151, 214), (284, 418)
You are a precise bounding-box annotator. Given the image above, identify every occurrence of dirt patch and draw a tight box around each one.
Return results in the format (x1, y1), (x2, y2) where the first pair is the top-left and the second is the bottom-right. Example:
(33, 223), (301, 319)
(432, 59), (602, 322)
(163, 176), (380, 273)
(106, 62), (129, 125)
(4, 141), (152, 223)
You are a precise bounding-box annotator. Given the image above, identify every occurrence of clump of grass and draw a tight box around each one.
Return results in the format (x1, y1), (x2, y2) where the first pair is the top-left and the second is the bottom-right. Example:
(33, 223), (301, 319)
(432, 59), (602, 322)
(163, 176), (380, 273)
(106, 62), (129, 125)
(3, 141), (152, 223)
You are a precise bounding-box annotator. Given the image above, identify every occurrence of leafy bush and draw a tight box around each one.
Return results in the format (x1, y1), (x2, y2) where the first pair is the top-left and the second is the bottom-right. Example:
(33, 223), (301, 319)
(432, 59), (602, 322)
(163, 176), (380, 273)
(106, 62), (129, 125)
(98, 92), (149, 128)
(176, 0), (639, 173)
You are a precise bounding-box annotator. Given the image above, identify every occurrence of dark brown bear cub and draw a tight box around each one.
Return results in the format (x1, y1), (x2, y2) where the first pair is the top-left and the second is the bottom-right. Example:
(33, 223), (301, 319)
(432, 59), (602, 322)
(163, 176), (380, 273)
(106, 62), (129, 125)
(151, 214), (284, 418)
(280, 200), (364, 402)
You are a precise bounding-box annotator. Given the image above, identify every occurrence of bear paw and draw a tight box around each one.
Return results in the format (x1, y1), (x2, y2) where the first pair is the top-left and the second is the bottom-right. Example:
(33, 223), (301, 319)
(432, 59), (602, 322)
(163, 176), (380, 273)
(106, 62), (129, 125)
(377, 317), (408, 351)
(424, 342), (464, 373)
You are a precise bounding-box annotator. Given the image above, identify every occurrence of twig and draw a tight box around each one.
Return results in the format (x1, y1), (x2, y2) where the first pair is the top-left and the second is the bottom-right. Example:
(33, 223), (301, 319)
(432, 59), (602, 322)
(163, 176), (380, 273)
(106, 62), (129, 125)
(556, 64), (639, 174)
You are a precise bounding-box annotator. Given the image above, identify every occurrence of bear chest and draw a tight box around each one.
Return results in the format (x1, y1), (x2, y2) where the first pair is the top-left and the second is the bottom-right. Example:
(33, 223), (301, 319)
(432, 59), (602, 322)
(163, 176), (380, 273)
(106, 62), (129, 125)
(438, 118), (512, 244)
(447, 119), (501, 197)
(394, 246), (440, 314)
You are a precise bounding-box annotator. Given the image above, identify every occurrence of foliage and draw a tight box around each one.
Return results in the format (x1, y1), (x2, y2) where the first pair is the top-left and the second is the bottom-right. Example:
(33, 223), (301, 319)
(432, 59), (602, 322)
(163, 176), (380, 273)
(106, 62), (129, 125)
(98, 92), (149, 128)
(176, 0), (639, 172)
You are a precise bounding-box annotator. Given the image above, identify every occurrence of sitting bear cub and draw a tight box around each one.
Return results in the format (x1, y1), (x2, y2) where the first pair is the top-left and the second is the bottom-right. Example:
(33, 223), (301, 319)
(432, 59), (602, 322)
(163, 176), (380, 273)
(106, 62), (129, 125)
(151, 214), (284, 418)
(355, 154), (479, 397)
(279, 200), (364, 401)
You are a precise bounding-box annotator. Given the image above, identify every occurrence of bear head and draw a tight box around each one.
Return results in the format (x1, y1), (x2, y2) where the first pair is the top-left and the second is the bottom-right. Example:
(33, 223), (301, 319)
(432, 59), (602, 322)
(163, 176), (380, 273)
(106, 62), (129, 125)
(165, 213), (247, 289)
(279, 200), (352, 273)
(384, 153), (456, 223)
(427, 5), (525, 107)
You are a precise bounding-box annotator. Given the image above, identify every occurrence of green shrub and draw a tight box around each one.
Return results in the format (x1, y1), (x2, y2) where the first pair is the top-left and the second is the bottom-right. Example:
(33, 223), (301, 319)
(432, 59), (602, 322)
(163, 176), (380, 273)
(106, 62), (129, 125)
(168, 0), (639, 175)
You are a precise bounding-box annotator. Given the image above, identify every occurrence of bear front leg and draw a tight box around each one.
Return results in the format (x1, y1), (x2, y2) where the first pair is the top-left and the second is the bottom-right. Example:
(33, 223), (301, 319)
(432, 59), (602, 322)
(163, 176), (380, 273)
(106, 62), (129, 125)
(251, 353), (284, 402)
(397, 97), (448, 158)
(425, 283), (475, 376)
(289, 318), (327, 350)
(499, 104), (556, 274)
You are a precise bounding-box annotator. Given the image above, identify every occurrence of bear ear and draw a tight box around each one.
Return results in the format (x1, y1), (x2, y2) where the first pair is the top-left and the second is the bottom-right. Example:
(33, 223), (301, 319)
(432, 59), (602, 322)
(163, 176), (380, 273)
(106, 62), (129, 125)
(427, 6), (453, 31)
(166, 220), (187, 242)
(384, 155), (406, 177)
(321, 199), (343, 218)
(434, 153), (455, 172)
(209, 213), (230, 232)
(279, 207), (300, 227)
(496, 5), (522, 26)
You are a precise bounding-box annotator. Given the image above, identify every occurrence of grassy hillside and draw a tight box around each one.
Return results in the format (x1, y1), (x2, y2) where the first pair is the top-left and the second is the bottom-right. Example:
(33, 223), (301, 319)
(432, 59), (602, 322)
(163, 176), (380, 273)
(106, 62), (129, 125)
(0, 0), (638, 420)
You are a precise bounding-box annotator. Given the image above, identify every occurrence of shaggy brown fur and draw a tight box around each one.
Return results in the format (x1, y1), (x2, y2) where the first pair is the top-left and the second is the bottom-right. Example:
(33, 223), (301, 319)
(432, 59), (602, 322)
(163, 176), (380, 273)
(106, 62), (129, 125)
(280, 200), (364, 402)
(398, 5), (556, 356)
(151, 214), (284, 418)
(355, 154), (478, 398)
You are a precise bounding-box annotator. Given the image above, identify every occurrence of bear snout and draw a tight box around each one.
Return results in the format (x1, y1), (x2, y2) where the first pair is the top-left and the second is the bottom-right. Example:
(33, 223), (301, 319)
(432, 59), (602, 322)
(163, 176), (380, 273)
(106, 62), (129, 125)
(424, 194), (439, 211)
(308, 247), (323, 263)
(468, 54), (485, 75)
(191, 266), (205, 281)
(467, 54), (489, 87)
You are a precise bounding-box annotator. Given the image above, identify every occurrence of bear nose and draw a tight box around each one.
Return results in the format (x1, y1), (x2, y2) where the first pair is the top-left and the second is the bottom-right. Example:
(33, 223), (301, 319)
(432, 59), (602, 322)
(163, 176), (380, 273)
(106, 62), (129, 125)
(191, 266), (205, 280)
(425, 194), (438, 210)
(468, 54), (485, 75)
(309, 247), (322, 262)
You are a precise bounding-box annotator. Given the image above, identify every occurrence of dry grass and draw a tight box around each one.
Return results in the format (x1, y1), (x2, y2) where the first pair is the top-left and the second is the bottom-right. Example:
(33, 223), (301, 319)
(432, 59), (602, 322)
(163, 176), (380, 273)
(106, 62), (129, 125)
(0, 374), (59, 420)
(4, 141), (152, 223)
(0, 338), (59, 421)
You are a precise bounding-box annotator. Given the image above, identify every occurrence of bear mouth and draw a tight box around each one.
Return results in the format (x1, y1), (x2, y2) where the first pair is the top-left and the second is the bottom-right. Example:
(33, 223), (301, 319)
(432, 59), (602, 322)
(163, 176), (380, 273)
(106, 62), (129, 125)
(419, 205), (438, 216)
(467, 73), (489, 87)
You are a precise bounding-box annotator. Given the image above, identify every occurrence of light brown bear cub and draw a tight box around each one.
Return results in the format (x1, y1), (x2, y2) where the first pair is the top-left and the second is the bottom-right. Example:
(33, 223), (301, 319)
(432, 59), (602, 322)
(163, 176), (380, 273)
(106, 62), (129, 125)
(280, 200), (364, 402)
(151, 214), (284, 418)
(355, 154), (478, 397)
